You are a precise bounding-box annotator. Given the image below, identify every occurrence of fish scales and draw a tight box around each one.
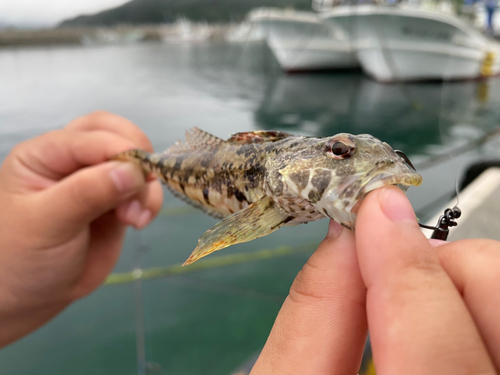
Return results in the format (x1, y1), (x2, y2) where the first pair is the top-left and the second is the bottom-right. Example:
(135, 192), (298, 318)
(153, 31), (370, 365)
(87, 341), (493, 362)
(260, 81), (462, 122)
(112, 128), (423, 265)
(126, 143), (269, 218)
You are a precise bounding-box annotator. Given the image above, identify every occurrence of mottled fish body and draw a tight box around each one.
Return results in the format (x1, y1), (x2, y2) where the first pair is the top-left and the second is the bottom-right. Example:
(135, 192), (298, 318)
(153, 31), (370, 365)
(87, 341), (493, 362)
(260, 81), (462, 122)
(113, 128), (422, 265)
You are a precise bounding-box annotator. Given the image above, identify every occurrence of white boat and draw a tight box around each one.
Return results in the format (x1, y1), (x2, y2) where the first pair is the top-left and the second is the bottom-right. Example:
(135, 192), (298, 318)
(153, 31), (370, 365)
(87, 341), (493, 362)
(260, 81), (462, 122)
(249, 7), (359, 72)
(321, 4), (500, 81)
(225, 22), (265, 43)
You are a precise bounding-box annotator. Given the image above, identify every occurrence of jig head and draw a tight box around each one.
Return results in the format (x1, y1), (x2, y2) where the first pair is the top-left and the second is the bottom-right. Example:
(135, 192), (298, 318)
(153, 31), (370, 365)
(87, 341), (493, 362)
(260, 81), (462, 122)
(419, 207), (461, 241)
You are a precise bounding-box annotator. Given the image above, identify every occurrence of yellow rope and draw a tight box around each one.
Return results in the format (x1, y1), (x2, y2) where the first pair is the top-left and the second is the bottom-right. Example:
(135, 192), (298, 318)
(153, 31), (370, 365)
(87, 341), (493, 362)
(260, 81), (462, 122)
(362, 359), (376, 375)
(105, 242), (318, 285)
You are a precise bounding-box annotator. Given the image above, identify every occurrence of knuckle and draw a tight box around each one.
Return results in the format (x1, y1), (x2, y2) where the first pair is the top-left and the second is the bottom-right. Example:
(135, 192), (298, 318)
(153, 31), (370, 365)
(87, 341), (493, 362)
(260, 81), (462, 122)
(67, 110), (115, 130)
(10, 130), (62, 156)
(288, 264), (326, 305)
(68, 172), (115, 213)
(400, 248), (444, 276)
(10, 142), (27, 156)
(88, 110), (114, 121)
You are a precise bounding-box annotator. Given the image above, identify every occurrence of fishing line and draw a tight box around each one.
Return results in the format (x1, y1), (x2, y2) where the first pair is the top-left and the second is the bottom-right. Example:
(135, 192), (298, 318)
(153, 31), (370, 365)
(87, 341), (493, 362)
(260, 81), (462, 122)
(414, 124), (500, 170)
(453, 171), (461, 208)
(225, 16), (268, 70)
(352, 2), (470, 238)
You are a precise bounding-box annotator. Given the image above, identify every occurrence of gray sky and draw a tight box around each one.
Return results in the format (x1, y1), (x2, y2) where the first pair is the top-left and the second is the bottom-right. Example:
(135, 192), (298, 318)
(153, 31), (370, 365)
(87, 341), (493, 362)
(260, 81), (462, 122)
(0, 0), (130, 27)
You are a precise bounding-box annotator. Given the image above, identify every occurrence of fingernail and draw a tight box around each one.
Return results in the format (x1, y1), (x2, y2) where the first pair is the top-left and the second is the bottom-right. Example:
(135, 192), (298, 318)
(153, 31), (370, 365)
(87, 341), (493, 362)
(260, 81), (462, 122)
(379, 186), (416, 223)
(136, 209), (152, 229)
(326, 219), (343, 238)
(109, 162), (144, 194)
(125, 200), (141, 224)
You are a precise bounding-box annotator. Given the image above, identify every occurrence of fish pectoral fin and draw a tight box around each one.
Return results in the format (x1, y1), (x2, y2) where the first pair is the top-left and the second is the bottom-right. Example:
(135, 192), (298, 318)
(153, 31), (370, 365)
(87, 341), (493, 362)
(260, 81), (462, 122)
(183, 196), (290, 266)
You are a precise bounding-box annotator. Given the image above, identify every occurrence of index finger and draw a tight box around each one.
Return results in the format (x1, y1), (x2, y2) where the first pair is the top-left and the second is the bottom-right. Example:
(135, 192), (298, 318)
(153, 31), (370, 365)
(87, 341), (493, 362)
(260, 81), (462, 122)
(251, 221), (367, 375)
(435, 239), (500, 371)
(66, 111), (154, 152)
(1, 130), (138, 193)
(355, 187), (495, 374)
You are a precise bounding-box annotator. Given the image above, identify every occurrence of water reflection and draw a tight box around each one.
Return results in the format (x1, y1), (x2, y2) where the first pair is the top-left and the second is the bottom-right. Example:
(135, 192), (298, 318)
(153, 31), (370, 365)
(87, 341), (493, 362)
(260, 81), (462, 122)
(256, 72), (500, 156)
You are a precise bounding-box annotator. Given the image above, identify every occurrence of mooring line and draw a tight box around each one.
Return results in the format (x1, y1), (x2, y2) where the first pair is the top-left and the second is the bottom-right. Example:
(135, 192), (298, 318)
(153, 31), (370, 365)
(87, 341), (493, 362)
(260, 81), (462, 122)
(105, 242), (318, 286)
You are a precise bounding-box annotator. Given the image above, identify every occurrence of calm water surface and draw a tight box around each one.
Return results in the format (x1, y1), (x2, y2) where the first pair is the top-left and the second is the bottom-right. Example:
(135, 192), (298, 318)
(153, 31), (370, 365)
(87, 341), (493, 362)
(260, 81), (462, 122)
(1, 42), (500, 375)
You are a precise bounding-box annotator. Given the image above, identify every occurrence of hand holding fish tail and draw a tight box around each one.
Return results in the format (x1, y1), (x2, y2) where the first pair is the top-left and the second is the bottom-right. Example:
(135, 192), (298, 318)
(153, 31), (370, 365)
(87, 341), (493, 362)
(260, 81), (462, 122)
(0, 112), (163, 348)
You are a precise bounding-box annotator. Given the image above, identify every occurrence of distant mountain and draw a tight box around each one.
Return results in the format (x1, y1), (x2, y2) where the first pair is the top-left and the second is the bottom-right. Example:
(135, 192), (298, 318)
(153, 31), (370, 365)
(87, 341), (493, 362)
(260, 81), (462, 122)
(59, 0), (313, 27)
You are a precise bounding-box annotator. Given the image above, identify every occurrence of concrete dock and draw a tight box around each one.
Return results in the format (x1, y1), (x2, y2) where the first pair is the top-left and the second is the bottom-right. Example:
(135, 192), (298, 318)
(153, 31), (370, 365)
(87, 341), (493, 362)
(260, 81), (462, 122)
(0, 24), (228, 47)
(425, 168), (500, 241)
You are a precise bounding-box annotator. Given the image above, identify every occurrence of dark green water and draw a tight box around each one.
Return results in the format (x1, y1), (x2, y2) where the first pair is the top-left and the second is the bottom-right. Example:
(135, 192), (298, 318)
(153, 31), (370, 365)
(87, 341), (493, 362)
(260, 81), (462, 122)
(1, 41), (500, 374)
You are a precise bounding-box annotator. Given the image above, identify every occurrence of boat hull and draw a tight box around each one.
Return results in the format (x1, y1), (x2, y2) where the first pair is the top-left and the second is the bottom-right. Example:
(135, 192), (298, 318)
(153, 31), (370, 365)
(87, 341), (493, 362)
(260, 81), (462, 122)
(324, 5), (500, 81)
(250, 9), (358, 71)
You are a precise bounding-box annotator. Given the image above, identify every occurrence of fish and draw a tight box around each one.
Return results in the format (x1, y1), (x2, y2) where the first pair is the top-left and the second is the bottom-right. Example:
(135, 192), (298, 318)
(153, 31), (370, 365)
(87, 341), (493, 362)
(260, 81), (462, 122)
(112, 128), (423, 265)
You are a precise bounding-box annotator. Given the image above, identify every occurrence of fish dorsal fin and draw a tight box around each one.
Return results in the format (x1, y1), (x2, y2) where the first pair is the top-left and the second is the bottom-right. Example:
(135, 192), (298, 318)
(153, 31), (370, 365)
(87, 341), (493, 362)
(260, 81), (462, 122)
(227, 130), (293, 144)
(186, 127), (224, 149)
(165, 140), (192, 156)
(183, 196), (290, 265)
(164, 127), (224, 156)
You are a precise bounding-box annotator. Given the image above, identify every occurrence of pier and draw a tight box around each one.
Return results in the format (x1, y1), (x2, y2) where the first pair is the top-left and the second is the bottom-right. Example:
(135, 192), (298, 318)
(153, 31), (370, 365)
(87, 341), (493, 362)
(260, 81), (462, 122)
(426, 168), (500, 242)
(0, 25), (226, 47)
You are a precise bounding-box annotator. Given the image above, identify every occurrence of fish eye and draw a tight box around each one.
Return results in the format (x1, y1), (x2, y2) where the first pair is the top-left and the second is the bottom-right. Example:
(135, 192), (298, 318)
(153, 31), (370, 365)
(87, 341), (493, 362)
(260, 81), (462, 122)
(325, 137), (356, 160)
(331, 142), (350, 156)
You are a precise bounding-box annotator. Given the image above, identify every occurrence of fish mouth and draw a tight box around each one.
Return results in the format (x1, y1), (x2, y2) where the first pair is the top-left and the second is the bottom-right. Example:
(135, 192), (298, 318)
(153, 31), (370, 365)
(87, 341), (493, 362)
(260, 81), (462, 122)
(360, 171), (423, 196)
(340, 171), (422, 217)
(317, 169), (422, 231)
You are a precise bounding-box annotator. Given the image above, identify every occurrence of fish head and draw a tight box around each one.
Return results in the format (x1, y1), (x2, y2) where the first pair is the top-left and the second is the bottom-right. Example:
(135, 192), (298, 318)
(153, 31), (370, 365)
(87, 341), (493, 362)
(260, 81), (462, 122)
(279, 133), (423, 229)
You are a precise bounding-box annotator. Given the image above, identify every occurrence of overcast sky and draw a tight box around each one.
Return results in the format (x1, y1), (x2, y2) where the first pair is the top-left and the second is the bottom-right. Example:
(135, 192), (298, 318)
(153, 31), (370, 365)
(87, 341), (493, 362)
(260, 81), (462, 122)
(0, 0), (130, 27)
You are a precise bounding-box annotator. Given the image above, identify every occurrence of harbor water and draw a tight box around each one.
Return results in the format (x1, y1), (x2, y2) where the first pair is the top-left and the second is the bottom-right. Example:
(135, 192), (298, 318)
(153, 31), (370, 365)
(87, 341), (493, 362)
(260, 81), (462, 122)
(1, 41), (500, 374)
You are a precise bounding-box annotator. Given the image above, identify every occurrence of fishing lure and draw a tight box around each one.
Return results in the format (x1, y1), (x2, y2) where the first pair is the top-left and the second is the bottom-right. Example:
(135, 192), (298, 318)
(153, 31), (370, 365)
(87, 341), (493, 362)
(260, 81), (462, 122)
(419, 207), (461, 240)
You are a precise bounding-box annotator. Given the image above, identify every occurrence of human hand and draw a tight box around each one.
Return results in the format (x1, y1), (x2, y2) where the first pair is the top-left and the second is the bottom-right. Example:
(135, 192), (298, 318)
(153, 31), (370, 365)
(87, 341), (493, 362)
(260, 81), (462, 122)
(0, 111), (163, 347)
(251, 186), (499, 374)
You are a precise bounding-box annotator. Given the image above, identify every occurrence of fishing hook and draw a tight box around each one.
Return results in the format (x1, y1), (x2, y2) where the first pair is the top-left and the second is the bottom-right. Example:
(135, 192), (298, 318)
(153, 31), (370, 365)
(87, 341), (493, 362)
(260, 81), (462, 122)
(395, 150), (461, 241)
(394, 150), (416, 171)
(418, 206), (461, 241)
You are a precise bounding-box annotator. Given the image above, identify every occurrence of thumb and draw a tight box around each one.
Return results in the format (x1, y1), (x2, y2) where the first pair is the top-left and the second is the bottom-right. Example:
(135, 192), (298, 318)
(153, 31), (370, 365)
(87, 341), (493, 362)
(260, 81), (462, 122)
(355, 181), (495, 374)
(36, 161), (145, 237)
(355, 186), (432, 287)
